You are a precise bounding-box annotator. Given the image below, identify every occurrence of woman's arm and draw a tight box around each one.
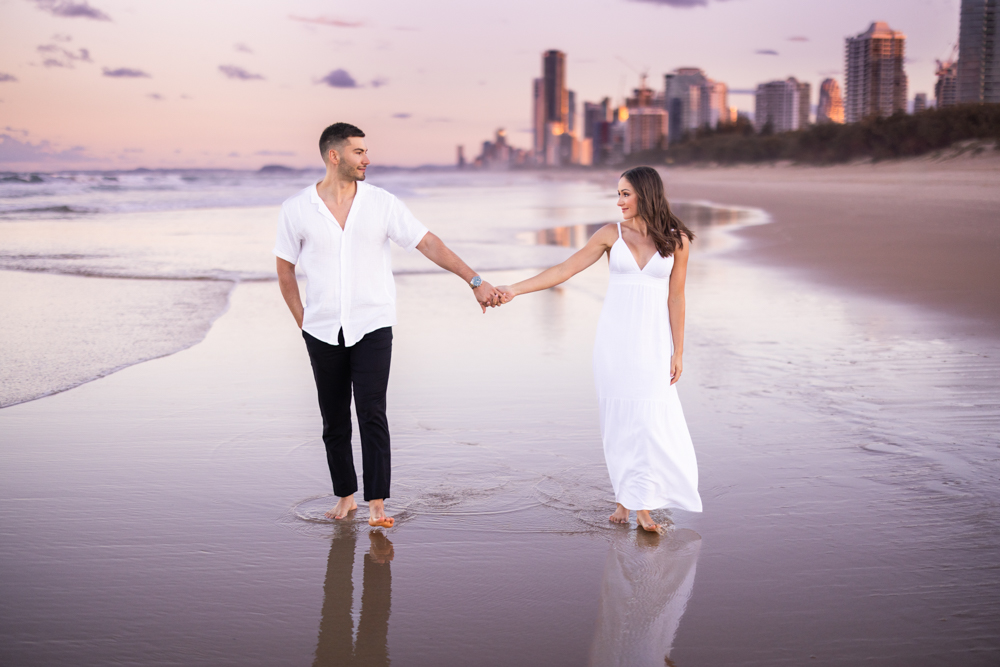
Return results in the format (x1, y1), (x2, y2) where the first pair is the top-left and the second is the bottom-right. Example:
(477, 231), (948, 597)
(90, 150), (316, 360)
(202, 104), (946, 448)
(499, 224), (618, 300)
(667, 237), (690, 385)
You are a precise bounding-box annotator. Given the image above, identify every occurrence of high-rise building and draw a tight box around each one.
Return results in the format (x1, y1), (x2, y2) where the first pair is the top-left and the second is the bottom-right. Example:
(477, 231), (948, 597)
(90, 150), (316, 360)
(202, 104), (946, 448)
(913, 92), (928, 113)
(754, 78), (810, 133)
(568, 90), (577, 136)
(936, 60), (959, 107)
(662, 68), (728, 141)
(624, 107), (668, 154)
(583, 99), (611, 140)
(533, 50), (572, 165)
(845, 22), (908, 122)
(957, 0), (1000, 103)
(817, 78), (845, 123)
(532, 78), (545, 156)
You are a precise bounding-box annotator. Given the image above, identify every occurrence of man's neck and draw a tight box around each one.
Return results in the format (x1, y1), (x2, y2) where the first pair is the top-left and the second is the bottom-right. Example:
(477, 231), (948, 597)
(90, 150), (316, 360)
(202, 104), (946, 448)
(316, 169), (358, 205)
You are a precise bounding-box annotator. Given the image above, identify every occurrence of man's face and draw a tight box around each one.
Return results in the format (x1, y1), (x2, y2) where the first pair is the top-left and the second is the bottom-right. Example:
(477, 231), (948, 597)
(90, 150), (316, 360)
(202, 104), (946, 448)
(332, 137), (370, 181)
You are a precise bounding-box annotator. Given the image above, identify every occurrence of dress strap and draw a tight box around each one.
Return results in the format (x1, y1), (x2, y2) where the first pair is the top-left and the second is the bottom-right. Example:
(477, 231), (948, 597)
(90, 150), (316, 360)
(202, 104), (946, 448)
(616, 222), (622, 238)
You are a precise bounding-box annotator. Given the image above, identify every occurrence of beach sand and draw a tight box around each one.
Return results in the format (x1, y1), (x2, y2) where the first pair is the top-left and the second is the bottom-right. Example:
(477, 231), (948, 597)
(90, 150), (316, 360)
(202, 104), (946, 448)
(660, 151), (1000, 334)
(1, 164), (999, 665)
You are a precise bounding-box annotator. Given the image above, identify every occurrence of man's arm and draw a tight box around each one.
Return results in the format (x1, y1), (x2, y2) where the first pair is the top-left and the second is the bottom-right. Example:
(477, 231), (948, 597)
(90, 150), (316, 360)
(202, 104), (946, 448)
(276, 257), (304, 328)
(415, 232), (501, 313)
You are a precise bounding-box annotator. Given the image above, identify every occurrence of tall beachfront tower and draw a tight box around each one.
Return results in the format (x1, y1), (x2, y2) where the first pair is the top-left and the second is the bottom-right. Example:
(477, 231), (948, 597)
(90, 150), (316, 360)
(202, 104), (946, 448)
(663, 68), (729, 143)
(754, 78), (810, 133)
(844, 22), (908, 123)
(817, 78), (845, 123)
(957, 0), (1000, 103)
(532, 50), (573, 165)
(936, 60), (959, 107)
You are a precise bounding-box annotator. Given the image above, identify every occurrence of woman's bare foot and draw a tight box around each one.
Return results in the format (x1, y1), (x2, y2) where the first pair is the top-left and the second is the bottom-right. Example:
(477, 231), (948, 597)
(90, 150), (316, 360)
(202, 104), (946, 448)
(367, 498), (395, 529)
(609, 503), (630, 524)
(324, 495), (358, 520)
(636, 510), (666, 535)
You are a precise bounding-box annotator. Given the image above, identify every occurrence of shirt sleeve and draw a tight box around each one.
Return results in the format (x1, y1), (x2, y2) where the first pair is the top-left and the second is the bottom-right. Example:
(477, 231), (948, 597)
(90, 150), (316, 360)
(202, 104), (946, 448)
(273, 203), (301, 264)
(386, 196), (429, 253)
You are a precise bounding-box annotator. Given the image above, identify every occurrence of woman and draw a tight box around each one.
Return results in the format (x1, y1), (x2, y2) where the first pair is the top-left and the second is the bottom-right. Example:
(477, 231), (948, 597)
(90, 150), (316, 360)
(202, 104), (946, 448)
(498, 166), (702, 533)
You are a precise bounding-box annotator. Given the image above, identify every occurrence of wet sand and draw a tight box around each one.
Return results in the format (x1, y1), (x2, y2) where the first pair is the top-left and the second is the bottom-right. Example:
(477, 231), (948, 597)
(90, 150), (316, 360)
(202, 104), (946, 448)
(2, 166), (1000, 665)
(2, 224), (999, 665)
(659, 152), (1000, 335)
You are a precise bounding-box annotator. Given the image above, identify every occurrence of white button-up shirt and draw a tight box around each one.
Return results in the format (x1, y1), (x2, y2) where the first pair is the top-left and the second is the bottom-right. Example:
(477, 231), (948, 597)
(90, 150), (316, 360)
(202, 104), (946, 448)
(273, 182), (428, 347)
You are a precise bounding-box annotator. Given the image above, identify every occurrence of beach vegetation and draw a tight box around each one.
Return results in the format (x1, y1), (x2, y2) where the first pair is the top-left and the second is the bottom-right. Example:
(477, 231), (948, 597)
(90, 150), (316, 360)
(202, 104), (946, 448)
(658, 104), (1000, 165)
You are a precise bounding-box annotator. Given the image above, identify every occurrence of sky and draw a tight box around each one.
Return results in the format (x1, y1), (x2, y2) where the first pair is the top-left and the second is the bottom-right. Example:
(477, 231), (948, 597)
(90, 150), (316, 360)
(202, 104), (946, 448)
(0, 0), (963, 170)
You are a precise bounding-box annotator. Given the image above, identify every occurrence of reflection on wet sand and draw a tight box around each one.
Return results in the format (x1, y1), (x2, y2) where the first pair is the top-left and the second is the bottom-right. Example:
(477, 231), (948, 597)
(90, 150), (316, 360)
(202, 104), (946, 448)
(314, 531), (394, 667)
(519, 202), (761, 250)
(589, 528), (702, 667)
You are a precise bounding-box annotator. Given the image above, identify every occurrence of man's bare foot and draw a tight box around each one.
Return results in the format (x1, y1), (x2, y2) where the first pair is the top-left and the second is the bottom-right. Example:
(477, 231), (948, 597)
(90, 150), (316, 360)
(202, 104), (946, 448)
(324, 495), (358, 520)
(636, 510), (666, 535)
(367, 498), (395, 529)
(609, 503), (630, 524)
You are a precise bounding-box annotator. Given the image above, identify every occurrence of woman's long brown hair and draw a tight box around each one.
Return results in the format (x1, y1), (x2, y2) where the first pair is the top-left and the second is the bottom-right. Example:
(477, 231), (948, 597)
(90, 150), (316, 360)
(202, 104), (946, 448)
(620, 166), (694, 257)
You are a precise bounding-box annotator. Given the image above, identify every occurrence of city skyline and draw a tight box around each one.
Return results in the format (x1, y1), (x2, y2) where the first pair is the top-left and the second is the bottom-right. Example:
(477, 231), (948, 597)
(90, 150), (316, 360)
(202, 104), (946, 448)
(0, 0), (965, 169)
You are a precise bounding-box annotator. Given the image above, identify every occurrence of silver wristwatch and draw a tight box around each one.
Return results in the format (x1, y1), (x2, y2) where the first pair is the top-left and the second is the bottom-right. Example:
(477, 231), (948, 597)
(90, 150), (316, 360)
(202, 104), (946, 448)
(469, 275), (483, 289)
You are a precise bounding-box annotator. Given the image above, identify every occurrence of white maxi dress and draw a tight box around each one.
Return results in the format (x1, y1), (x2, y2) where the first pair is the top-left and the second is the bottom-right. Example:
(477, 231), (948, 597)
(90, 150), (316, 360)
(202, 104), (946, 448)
(593, 223), (702, 512)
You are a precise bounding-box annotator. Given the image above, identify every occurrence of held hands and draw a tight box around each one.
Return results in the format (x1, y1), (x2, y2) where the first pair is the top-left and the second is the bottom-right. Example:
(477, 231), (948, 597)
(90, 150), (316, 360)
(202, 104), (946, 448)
(472, 280), (503, 313)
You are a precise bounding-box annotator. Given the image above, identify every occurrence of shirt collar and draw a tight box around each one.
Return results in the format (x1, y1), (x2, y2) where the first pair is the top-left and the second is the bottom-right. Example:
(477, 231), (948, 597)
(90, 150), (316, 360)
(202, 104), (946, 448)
(310, 181), (365, 224)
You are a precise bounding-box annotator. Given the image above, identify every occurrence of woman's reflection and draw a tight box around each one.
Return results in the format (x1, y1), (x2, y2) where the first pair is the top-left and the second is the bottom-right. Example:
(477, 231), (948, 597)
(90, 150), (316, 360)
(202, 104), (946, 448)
(314, 530), (394, 667)
(588, 528), (702, 667)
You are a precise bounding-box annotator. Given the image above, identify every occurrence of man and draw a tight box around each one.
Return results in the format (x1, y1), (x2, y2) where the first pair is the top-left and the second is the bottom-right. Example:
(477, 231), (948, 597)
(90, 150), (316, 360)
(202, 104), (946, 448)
(275, 122), (501, 527)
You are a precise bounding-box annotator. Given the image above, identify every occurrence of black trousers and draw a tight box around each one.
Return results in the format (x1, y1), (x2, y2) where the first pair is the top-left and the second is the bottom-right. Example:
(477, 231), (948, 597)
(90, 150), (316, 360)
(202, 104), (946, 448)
(303, 327), (392, 501)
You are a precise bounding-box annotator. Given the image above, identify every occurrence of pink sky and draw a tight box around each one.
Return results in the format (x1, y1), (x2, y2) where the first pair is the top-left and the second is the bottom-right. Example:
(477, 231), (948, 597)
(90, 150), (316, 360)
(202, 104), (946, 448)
(0, 0), (962, 169)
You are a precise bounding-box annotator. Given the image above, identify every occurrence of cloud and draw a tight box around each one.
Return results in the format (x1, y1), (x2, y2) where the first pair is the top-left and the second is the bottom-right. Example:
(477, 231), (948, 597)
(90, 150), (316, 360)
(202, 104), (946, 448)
(0, 133), (93, 163)
(289, 15), (363, 28)
(30, 0), (111, 21)
(370, 77), (387, 88)
(755, 49), (779, 56)
(37, 43), (92, 68)
(254, 150), (296, 156)
(628, 0), (729, 6)
(219, 65), (264, 80)
(318, 69), (358, 88)
(788, 36), (809, 42)
(147, 93), (163, 100)
(102, 67), (150, 78)
(234, 43), (253, 54)
(52, 33), (72, 42)
(391, 113), (411, 119)
(0, 73), (17, 82)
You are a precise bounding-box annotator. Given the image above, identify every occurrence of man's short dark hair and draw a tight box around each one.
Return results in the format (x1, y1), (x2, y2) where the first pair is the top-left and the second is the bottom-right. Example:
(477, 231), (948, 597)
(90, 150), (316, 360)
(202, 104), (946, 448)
(319, 123), (365, 159)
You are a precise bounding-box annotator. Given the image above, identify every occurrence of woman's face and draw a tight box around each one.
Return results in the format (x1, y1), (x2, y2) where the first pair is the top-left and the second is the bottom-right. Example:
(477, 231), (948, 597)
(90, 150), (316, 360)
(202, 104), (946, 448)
(617, 177), (637, 221)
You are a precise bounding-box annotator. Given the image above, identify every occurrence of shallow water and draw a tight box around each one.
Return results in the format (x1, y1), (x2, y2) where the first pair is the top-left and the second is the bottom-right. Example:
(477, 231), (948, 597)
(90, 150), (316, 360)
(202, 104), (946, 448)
(1, 171), (999, 665)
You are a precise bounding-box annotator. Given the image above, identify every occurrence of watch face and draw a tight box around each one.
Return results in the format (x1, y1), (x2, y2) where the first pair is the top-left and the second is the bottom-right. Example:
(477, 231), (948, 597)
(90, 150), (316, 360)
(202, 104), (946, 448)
(471, 276), (482, 288)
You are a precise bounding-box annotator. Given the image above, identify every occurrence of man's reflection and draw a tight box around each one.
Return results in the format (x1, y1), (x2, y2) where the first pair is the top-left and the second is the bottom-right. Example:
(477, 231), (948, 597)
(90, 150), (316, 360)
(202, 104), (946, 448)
(314, 530), (394, 667)
(588, 528), (702, 667)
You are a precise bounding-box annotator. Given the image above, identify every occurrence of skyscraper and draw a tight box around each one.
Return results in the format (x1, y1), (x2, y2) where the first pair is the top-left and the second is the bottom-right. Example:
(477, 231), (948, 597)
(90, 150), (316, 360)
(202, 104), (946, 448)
(817, 78), (845, 123)
(533, 50), (571, 165)
(662, 68), (729, 142)
(754, 78), (810, 133)
(845, 22), (908, 123)
(913, 93), (928, 113)
(936, 60), (959, 107)
(957, 0), (1000, 103)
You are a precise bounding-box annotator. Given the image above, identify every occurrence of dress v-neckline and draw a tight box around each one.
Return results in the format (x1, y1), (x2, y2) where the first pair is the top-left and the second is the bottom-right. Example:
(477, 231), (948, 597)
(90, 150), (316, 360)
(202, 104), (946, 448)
(616, 236), (657, 272)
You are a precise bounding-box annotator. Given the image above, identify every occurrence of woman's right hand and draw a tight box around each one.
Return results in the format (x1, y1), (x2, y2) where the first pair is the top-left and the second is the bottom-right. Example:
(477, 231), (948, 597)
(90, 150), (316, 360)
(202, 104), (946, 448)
(496, 285), (516, 304)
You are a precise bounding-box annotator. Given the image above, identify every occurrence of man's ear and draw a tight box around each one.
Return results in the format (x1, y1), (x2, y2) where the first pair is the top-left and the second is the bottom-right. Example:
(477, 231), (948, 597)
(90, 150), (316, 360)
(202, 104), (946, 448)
(327, 148), (339, 165)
